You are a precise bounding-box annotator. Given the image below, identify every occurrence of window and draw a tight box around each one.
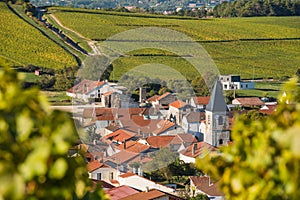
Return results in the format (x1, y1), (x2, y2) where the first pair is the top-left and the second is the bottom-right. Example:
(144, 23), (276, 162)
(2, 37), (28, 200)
(219, 139), (223, 145)
(218, 116), (223, 125)
(246, 84), (248, 88)
(97, 173), (102, 180)
(109, 172), (114, 180)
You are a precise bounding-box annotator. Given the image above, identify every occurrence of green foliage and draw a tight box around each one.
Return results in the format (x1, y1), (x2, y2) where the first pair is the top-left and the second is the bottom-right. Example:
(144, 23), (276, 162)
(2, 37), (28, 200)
(197, 78), (300, 199)
(214, 0), (300, 17)
(0, 66), (108, 199)
(0, 3), (77, 69)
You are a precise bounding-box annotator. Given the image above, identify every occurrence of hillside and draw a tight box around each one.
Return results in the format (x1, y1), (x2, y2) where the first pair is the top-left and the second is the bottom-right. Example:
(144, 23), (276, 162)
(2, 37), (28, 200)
(47, 7), (300, 80)
(0, 3), (77, 69)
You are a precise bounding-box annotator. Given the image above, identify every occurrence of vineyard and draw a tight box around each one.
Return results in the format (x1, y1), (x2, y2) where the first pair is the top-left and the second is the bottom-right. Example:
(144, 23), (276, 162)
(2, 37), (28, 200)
(48, 7), (300, 79)
(0, 3), (77, 69)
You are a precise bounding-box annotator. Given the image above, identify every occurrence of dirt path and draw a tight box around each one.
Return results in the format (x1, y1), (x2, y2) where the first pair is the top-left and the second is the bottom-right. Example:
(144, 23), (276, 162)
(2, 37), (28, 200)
(49, 14), (101, 56)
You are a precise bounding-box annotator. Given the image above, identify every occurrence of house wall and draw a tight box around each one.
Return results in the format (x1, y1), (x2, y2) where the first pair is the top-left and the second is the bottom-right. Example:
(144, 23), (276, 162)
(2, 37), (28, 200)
(179, 154), (196, 163)
(158, 95), (176, 107)
(240, 82), (255, 90)
(89, 167), (118, 182)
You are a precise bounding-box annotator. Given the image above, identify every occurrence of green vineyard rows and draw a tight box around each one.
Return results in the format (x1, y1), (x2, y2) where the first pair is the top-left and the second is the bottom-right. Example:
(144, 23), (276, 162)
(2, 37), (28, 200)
(0, 3), (77, 69)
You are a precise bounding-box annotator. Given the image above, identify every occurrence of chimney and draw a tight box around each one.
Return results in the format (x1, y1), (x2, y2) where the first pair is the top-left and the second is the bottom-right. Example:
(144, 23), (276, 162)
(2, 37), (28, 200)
(192, 143), (197, 156)
(139, 87), (146, 103)
(123, 139), (126, 149)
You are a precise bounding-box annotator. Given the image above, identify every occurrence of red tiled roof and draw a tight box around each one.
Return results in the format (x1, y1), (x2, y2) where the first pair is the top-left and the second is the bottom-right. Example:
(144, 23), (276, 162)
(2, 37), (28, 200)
(119, 189), (166, 200)
(102, 90), (115, 96)
(179, 142), (218, 158)
(87, 160), (106, 172)
(146, 136), (175, 148)
(106, 185), (139, 200)
(152, 120), (175, 135)
(103, 129), (136, 143)
(190, 176), (224, 197)
(146, 95), (160, 102)
(119, 172), (136, 178)
(170, 134), (198, 145)
(117, 140), (150, 153)
(232, 97), (264, 106)
(92, 180), (115, 189)
(157, 92), (171, 101)
(67, 79), (105, 94)
(169, 100), (187, 109)
(192, 96), (210, 105)
(107, 150), (139, 164)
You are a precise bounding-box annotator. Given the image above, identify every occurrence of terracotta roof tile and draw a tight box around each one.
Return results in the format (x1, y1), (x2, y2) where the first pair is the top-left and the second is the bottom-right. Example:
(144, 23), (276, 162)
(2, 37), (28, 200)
(107, 150), (139, 164)
(146, 136), (175, 148)
(169, 100), (187, 109)
(190, 176), (224, 197)
(232, 97), (264, 106)
(119, 172), (136, 178)
(117, 140), (150, 153)
(152, 120), (175, 135)
(146, 95), (160, 102)
(192, 96), (210, 105)
(120, 189), (166, 200)
(170, 134), (197, 145)
(106, 185), (139, 200)
(157, 92), (171, 101)
(179, 142), (218, 158)
(87, 160), (105, 172)
(103, 129), (136, 143)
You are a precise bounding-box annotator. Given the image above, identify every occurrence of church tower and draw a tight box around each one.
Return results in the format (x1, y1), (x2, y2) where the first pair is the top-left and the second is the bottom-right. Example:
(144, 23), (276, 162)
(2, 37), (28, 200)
(205, 80), (230, 147)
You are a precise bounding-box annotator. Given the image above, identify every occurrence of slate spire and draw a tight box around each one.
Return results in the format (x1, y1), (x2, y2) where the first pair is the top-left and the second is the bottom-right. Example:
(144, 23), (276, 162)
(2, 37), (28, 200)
(206, 80), (228, 112)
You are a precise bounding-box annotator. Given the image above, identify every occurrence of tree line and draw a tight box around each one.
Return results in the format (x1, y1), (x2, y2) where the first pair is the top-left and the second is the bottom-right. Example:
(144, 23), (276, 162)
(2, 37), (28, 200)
(213, 0), (300, 17)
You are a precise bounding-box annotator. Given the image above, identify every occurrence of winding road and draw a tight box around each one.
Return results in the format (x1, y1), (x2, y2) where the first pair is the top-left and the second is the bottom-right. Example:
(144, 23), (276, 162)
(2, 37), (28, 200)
(49, 14), (101, 56)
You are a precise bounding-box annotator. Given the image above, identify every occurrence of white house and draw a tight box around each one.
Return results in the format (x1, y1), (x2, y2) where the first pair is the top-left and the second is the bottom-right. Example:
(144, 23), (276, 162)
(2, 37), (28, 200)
(87, 160), (119, 182)
(182, 112), (205, 136)
(179, 142), (218, 163)
(219, 75), (254, 91)
(190, 96), (210, 110)
(168, 100), (193, 125)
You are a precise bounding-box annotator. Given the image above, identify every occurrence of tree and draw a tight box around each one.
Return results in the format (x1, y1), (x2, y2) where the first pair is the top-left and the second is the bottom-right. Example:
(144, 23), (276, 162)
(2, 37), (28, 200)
(0, 65), (108, 199)
(197, 77), (300, 199)
(143, 147), (178, 181)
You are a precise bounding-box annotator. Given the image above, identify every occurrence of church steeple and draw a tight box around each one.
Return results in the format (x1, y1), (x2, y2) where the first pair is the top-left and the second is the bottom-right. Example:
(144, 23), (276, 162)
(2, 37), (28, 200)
(206, 80), (228, 113)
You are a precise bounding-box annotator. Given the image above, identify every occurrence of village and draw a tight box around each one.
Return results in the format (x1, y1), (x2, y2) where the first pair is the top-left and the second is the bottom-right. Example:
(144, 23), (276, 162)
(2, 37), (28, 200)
(66, 74), (277, 200)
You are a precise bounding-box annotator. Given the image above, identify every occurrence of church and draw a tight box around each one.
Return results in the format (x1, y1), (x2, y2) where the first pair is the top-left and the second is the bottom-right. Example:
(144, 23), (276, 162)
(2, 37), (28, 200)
(199, 80), (231, 147)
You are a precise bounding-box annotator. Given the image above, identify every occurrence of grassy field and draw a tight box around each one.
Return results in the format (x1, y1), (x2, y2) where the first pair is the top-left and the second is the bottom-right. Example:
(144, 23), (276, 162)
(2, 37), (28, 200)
(0, 3), (77, 69)
(236, 81), (283, 98)
(49, 7), (300, 80)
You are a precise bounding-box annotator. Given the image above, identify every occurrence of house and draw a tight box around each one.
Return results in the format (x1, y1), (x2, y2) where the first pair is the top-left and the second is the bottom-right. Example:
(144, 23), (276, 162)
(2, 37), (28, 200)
(179, 142), (218, 163)
(87, 160), (118, 182)
(219, 75), (254, 91)
(66, 79), (109, 102)
(232, 97), (264, 108)
(190, 96), (210, 110)
(182, 112), (205, 137)
(168, 100), (193, 125)
(169, 134), (198, 152)
(102, 129), (137, 145)
(259, 103), (277, 115)
(106, 149), (140, 172)
(116, 140), (152, 154)
(140, 107), (162, 120)
(144, 135), (176, 148)
(118, 172), (175, 194)
(200, 81), (230, 147)
(152, 92), (177, 110)
(106, 185), (139, 200)
(189, 176), (224, 200)
(152, 120), (180, 136)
